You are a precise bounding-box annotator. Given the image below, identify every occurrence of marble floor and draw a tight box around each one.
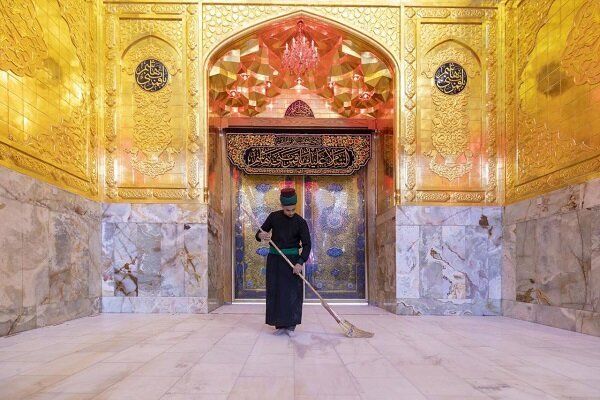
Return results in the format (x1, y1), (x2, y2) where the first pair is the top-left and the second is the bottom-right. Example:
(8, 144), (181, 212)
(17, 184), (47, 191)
(1, 305), (599, 400)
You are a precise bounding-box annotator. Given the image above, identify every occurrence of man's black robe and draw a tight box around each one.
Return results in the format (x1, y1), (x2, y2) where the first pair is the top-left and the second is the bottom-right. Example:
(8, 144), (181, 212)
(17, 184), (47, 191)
(256, 210), (311, 328)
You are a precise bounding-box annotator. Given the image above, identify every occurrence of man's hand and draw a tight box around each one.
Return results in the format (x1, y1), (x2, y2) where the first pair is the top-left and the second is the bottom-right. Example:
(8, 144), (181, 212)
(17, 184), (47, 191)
(293, 263), (303, 275)
(258, 232), (271, 241)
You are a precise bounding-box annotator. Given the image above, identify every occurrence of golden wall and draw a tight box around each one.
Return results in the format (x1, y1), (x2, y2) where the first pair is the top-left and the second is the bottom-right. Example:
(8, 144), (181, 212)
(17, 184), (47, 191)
(0, 0), (99, 198)
(0, 1), (513, 205)
(505, 0), (600, 203)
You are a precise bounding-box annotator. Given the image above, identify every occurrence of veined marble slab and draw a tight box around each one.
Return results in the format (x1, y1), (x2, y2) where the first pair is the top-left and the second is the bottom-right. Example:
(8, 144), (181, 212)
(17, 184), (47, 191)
(0, 166), (101, 336)
(101, 203), (209, 313)
(102, 203), (208, 224)
(504, 178), (600, 337)
(101, 296), (208, 313)
(395, 206), (502, 316)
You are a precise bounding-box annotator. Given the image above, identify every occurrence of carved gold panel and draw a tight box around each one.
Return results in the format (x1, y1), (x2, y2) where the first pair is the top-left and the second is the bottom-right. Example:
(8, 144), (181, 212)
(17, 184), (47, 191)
(0, 0), (98, 198)
(505, 0), (600, 203)
(402, 6), (499, 204)
(103, 2), (201, 202)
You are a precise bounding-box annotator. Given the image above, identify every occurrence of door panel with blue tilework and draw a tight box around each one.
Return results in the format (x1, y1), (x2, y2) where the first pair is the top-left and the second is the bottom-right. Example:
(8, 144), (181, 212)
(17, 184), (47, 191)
(233, 169), (366, 300)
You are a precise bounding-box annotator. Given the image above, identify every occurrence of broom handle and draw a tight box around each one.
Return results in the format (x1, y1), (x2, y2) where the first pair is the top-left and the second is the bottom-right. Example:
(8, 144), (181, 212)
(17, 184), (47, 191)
(243, 207), (343, 324)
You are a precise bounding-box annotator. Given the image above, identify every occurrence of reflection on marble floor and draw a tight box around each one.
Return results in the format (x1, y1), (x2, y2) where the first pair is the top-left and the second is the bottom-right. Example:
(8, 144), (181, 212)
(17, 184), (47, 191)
(0, 305), (599, 400)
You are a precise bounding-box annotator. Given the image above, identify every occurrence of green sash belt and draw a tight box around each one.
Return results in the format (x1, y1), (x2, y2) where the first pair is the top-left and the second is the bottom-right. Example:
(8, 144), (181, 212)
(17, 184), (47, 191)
(269, 247), (299, 256)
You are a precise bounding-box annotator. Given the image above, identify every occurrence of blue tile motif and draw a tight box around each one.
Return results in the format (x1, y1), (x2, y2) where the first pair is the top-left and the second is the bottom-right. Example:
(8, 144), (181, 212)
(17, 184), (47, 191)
(255, 183), (272, 193)
(326, 247), (344, 258)
(256, 247), (269, 257)
(327, 183), (344, 192)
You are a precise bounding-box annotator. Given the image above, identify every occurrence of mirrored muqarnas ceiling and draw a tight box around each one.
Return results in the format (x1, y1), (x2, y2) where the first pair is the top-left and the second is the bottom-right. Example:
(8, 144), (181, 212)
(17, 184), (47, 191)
(209, 17), (394, 118)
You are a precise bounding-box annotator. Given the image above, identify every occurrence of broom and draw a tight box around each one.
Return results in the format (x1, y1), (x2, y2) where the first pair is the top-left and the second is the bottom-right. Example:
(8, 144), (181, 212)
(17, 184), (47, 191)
(241, 205), (374, 338)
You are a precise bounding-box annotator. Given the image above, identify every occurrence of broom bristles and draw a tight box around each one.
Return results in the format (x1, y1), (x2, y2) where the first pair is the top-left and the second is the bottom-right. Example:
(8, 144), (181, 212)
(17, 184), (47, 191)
(339, 320), (374, 338)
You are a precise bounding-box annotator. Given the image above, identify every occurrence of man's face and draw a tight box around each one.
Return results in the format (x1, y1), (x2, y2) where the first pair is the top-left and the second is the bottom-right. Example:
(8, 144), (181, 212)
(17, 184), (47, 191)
(281, 204), (296, 218)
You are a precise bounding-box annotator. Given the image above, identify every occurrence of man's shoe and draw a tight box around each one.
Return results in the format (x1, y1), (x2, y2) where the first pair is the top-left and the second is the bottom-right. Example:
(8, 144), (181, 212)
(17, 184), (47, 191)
(273, 328), (286, 336)
(286, 329), (297, 337)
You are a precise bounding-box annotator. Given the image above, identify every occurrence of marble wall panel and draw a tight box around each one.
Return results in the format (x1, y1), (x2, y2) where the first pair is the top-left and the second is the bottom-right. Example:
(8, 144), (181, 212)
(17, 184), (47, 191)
(89, 224), (103, 299)
(101, 222), (116, 297)
(576, 310), (600, 336)
(591, 211), (600, 313)
(0, 198), (24, 313)
(397, 299), (501, 316)
(560, 210), (592, 309)
(207, 208), (225, 312)
(136, 224), (163, 297)
(49, 212), (91, 303)
(160, 224), (185, 297)
(504, 184), (581, 225)
(395, 225), (420, 298)
(515, 221), (537, 302)
(102, 203), (207, 224)
(101, 203), (209, 313)
(501, 224), (517, 300)
(503, 180), (600, 336)
(371, 208), (396, 312)
(22, 204), (50, 308)
(419, 226), (444, 299)
(0, 167), (101, 336)
(396, 205), (502, 316)
(101, 296), (207, 314)
(534, 215), (562, 306)
(184, 224), (208, 298)
(582, 178), (600, 209)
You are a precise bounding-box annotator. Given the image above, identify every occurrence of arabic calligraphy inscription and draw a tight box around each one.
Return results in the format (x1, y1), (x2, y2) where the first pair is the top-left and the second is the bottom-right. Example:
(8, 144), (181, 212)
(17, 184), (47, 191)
(284, 100), (315, 118)
(435, 62), (467, 95)
(227, 134), (371, 175)
(135, 59), (169, 92)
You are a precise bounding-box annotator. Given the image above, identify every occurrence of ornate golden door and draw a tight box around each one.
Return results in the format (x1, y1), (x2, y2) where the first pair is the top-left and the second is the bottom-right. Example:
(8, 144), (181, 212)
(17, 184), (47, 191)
(233, 169), (367, 300)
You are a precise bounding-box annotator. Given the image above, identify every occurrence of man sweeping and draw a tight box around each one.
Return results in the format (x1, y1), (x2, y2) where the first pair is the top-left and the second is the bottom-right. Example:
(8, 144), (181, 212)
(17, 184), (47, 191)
(256, 187), (311, 337)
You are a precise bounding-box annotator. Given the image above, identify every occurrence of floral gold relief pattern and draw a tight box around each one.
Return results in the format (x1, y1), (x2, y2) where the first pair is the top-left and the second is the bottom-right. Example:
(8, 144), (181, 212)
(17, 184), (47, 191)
(186, 5), (201, 201)
(562, 0), (600, 85)
(202, 5), (294, 53)
(515, 0), (554, 76)
(129, 86), (180, 178)
(426, 89), (473, 181)
(104, 3), (199, 201)
(0, 0), (97, 198)
(123, 45), (181, 178)
(420, 24), (482, 56)
(0, 0), (48, 77)
(120, 19), (184, 54)
(403, 7), (497, 204)
(422, 50), (480, 181)
(506, 0), (600, 203)
(202, 5), (400, 61)
(403, 10), (417, 202)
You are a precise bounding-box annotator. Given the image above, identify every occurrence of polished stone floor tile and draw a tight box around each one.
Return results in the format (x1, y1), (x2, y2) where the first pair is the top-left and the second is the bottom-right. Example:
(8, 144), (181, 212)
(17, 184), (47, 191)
(0, 305), (598, 400)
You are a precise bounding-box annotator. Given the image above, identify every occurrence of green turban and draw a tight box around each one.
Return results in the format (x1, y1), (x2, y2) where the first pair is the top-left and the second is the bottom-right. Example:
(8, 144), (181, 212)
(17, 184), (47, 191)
(280, 187), (297, 206)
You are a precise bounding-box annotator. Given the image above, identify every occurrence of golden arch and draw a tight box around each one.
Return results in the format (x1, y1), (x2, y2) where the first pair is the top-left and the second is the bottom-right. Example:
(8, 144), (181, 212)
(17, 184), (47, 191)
(201, 9), (402, 199)
(122, 34), (181, 59)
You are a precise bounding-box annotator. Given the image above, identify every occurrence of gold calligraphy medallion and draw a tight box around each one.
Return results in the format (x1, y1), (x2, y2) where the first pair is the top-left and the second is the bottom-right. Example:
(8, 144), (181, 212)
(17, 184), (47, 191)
(135, 59), (169, 92)
(434, 62), (467, 95)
